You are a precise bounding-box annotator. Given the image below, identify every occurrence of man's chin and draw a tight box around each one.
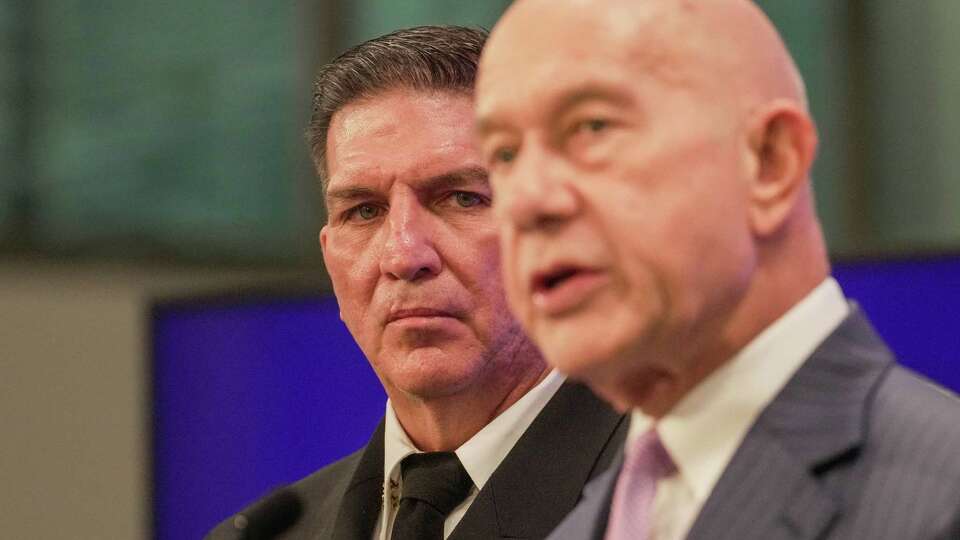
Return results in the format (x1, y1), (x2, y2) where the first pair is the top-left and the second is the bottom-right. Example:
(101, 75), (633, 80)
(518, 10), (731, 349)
(538, 330), (628, 382)
(390, 364), (480, 402)
(396, 379), (476, 404)
(541, 339), (673, 413)
(589, 362), (680, 416)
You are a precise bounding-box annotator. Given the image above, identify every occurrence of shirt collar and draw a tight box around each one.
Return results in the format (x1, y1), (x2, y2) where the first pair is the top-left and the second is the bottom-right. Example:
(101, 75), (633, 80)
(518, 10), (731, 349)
(383, 369), (566, 490)
(382, 403), (418, 488)
(628, 277), (849, 501)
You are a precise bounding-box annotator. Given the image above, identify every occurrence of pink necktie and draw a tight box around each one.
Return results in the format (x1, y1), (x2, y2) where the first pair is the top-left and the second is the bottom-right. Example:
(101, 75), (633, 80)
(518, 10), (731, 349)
(604, 429), (676, 540)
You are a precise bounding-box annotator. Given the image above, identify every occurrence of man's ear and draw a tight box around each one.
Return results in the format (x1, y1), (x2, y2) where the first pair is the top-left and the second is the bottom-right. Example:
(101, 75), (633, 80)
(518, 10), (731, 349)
(744, 100), (818, 237)
(317, 226), (345, 321)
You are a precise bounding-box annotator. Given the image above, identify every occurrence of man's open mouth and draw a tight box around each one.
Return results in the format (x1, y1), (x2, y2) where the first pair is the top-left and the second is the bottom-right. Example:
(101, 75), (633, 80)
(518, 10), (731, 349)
(533, 266), (583, 293)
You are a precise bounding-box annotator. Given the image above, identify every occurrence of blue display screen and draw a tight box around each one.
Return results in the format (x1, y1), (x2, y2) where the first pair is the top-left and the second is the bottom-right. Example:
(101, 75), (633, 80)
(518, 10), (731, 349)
(151, 294), (383, 540)
(151, 257), (959, 539)
(834, 257), (960, 391)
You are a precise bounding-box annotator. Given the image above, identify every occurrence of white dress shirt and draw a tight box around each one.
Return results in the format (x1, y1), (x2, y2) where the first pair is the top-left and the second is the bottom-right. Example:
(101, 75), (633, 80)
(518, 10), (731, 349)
(626, 278), (850, 540)
(373, 369), (566, 540)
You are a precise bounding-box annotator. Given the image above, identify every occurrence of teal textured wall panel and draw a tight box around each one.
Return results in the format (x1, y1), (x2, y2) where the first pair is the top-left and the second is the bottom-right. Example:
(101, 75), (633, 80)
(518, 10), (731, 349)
(0, 2), (18, 240)
(338, 0), (510, 48)
(867, 2), (960, 251)
(5, 1), (960, 261)
(32, 1), (306, 260)
(756, 1), (853, 252)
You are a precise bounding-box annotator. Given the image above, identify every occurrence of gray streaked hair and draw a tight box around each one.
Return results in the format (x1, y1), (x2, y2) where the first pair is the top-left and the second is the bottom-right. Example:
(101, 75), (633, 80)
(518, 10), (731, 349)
(307, 25), (488, 186)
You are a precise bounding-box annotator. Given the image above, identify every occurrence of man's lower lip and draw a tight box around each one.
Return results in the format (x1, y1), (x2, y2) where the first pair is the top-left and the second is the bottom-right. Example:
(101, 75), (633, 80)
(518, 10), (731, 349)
(388, 315), (458, 326)
(531, 271), (608, 315)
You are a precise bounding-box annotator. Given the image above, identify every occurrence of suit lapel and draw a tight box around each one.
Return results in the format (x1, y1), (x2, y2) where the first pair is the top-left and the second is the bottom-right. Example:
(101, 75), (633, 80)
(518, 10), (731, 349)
(583, 457), (621, 540)
(450, 382), (628, 539)
(542, 455), (623, 540)
(329, 420), (386, 540)
(686, 308), (894, 540)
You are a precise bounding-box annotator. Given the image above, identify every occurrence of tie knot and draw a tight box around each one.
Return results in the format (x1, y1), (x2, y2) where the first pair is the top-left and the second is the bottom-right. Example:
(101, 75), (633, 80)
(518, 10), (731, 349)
(623, 429), (676, 479)
(400, 452), (474, 515)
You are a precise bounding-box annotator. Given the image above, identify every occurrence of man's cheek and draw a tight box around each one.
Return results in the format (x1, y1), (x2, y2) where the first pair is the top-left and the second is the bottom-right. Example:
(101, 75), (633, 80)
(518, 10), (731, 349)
(503, 279), (531, 327)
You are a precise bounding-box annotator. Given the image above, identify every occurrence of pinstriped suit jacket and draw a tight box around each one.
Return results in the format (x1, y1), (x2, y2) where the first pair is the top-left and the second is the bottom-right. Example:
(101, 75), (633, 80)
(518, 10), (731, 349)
(548, 308), (960, 540)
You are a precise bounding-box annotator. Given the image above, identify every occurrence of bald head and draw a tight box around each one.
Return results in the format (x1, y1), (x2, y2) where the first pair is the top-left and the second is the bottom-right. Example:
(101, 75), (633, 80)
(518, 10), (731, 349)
(477, 0), (827, 413)
(482, 0), (807, 120)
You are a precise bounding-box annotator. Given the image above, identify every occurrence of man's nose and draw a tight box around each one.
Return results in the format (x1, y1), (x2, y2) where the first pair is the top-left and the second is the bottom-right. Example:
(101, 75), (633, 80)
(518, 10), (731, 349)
(496, 144), (580, 232)
(379, 200), (442, 281)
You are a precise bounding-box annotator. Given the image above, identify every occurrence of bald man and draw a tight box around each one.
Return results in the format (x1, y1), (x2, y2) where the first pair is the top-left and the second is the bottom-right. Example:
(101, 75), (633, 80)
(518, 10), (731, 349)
(475, 0), (960, 539)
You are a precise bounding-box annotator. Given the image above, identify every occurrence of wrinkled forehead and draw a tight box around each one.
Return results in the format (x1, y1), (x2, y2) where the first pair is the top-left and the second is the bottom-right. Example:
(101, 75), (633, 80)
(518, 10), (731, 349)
(324, 89), (484, 202)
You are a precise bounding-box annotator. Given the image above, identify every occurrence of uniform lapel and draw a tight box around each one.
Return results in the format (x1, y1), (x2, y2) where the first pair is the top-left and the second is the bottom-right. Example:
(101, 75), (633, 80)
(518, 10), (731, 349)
(329, 420), (386, 540)
(450, 382), (627, 539)
(686, 308), (894, 540)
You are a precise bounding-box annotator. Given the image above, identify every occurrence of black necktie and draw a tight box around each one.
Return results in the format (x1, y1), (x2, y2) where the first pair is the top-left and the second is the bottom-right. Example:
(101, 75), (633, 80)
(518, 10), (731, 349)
(390, 452), (473, 540)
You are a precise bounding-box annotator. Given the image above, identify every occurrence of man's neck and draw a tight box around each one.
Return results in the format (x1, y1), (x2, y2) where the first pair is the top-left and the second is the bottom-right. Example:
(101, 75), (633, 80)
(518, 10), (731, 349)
(390, 363), (550, 452)
(633, 264), (829, 419)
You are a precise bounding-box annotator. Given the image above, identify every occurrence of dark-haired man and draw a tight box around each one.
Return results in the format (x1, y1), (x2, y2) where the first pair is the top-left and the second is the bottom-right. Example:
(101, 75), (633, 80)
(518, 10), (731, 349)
(208, 26), (626, 540)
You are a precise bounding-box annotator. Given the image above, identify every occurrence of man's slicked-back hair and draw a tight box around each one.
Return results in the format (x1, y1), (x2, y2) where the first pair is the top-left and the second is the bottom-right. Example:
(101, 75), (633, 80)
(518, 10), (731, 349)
(307, 25), (488, 185)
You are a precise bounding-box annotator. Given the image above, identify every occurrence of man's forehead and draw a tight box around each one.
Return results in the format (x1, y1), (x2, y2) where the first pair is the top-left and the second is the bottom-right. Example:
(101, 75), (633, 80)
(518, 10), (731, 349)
(489, 0), (681, 47)
(325, 89), (480, 184)
(328, 88), (475, 148)
(481, 0), (703, 86)
(477, 5), (700, 127)
(325, 141), (484, 192)
(480, 0), (797, 123)
(326, 95), (408, 155)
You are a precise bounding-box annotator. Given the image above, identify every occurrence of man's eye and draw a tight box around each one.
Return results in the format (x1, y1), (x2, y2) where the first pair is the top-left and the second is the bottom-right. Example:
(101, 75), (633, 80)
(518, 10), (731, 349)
(577, 118), (609, 134)
(454, 192), (483, 208)
(348, 204), (382, 221)
(492, 147), (517, 165)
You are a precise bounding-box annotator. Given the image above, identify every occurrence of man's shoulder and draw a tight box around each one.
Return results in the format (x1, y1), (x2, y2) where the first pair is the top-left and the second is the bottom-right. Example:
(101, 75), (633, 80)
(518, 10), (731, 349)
(290, 446), (368, 496)
(827, 364), (960, 538)
(204, 446), (370, 540)
(257, 446), (370, 509)
(869, 365), (960, 467)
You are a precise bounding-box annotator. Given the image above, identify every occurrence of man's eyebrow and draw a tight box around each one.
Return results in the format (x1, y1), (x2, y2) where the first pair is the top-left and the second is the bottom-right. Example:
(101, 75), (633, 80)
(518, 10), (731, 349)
(477, 85), (634, 137)
(324, 167), (488, 206)
(419, 166), (489, 192)
(476, 115), (510, 138)
(550, 85), (634, 117)
(325, 186), (379, 206)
